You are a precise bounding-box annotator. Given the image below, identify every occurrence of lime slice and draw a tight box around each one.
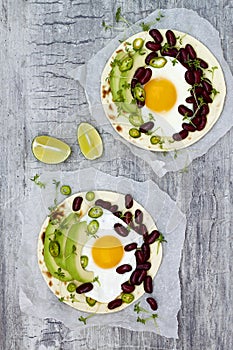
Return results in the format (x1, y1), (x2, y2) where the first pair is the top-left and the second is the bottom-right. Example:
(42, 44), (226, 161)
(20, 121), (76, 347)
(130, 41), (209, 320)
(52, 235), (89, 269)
(77, 123), (103, 160)
(32, 135), (71, 164)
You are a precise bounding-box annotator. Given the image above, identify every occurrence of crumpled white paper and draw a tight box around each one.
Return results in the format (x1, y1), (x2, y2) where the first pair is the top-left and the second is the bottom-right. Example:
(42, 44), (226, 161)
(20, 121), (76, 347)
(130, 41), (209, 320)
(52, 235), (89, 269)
(68, 8), (233, 177)
(18, 168), (186, 338)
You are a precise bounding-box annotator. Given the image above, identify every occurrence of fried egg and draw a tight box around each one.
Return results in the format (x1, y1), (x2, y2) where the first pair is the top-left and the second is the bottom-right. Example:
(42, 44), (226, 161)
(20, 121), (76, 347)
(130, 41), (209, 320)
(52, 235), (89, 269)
(81, 208), (143, 303)
(142, 57), (191, 135)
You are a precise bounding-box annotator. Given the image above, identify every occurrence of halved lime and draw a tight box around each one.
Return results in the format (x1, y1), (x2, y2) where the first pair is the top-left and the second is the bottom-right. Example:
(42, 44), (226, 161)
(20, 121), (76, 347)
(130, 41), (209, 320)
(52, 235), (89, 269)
(32, 135), (71, 164)
(77, 122), (103, 160)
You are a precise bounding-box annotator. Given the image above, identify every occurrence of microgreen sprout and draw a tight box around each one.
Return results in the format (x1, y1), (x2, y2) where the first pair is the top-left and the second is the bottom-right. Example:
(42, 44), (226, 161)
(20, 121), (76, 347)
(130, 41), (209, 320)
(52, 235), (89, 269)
(54, 267), (65, 278)
(59, 297), (65, 302)
(171, 58), (178, 66)
(30, 174), (46, 188)
(92, 276), (101, 286)
(208, 66), (218, 80)
(137, 313), (158, 326)
(70, 294), (80, 303)
(134, 302), (159, 328)
(78, 313), (95, 325)
(134, 302), (150, 314)
(156, 233), (167, 254)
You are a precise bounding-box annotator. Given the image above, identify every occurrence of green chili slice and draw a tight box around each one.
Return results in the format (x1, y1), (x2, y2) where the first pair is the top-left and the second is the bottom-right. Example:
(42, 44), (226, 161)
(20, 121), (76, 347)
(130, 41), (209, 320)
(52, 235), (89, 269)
(129, 128), (141, 138)
(67, 282), (77, 293)
(86, 297), (97, 307)
(80, 255), (88, 268)
(121, 293), (134, 304)
(49, 241), (60, 257)
(60, 185), (72, 195)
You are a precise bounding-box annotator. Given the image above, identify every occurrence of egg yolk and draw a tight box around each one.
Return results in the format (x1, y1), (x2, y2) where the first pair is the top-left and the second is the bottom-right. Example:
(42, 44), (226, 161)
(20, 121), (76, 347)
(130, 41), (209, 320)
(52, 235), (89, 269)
(92, 235), (124, 269)
(144, 78), (177, 113)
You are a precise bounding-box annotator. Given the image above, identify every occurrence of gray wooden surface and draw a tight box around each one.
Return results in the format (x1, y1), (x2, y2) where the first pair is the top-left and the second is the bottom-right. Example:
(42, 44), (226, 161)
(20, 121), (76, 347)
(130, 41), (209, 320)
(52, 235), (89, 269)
(1, 0), (232, 349)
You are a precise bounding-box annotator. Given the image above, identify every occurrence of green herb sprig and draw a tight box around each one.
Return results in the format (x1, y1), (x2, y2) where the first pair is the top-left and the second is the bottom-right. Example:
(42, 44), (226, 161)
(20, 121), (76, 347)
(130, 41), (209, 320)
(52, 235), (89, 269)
(30, 174), (46, 189)
(78, 313), (95, 325)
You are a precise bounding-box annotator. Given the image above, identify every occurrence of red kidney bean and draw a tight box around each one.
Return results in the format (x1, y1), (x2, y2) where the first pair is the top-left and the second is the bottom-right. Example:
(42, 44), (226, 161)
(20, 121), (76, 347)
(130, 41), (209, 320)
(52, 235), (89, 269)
(114, 223), (129, 237)
(144, 275), (153, 293)
(139, 68), (152, 85)
(116, 264), (132, 274)
(178, 48), (188, 62)
(179, 129), (189, 140)
(172, 129), (189, 141)
(145, 52), (158, 65)
(185, 44), (197, 59)
(165, 30), (176, 46)
(141, 243), (150, 261)
(108, 299), (123, 310)
(185, 70), (195, 85)
(192, 116), (201, 127)
(113, 211), (122, 218)
(122, 211), (133, 225)
(109, 204), (118, 213)
(72, 196), (83, 211)
(131, 78), (138, 90)
(178, 105), (193, 117)
(135, 209), (143, 224)
(137, 262), (151, 271)
(146, 297), (158, 311)
(182, 123), (196, 132)
(191, 86), (204, 96)
(121, 282), (135, 293)
(202, 80), (212, 94)
(76, 282), (93, 294)
(139, 224), (148, 238)
(161, 48), (178, 57)
(146, 230), (160, 244)
(193, 100), (199, 112)
(186, 96), (195, 104)
(139, 121), (154, 133)
(129, 221), (136, 230)
(134, 67), (146, 81)
(198, 58), (208, 68)
(137, 100), (145, 108)
(125, 194), (133, 209)
(130, 269), (141, 285)
(145, 41), (161, 51)
(124, 242), (137, 251)
(95, 199), (111, 210)
(149, 29), (163, 43)
(136, 270), (147, 285)
(135, 250), (146, 264)
(134, 225), (141, 234)
(193, 69), (202, 84)
(197, 116), (207, 131)
(202, 90), (213, 103)
(200, 104), (209, 116)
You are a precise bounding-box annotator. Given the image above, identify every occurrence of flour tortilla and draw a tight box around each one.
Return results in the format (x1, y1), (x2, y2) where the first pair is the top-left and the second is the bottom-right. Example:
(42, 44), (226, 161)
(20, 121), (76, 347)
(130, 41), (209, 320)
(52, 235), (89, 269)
(101, 30), (226, 151)
(38, 191), (162, 314)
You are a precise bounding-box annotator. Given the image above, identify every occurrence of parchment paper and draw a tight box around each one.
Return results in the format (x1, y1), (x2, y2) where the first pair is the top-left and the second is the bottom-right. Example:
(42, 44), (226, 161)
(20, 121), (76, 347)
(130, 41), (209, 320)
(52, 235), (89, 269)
(68, 8), (233, 177)
(18, 168), (186, 339)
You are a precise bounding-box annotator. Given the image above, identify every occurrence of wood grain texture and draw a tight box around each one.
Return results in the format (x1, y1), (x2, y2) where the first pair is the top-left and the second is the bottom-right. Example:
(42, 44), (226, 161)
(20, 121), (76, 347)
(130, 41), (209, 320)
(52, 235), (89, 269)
(0, 0), (232, 349)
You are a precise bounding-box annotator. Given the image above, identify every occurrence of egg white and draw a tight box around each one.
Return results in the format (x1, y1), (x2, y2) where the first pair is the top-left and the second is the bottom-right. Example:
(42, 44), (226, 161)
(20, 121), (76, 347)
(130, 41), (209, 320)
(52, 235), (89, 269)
(81, 208), (143, 303)
(142, 57), (191, 135)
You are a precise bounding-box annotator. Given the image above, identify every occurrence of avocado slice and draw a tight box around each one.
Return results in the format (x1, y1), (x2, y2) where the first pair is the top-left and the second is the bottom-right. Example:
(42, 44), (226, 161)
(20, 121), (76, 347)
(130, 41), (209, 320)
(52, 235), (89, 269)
(54, 213), (79, 270)
(109, 50), (146, 114)
(43, 222), (73, 282)
(64, 221), (94, 283)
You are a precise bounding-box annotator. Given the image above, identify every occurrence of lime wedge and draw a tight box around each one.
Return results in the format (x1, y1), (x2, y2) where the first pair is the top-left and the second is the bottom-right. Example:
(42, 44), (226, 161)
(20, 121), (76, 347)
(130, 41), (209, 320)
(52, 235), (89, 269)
(77, 123), (103, 160)
(32, 135), (71, 164)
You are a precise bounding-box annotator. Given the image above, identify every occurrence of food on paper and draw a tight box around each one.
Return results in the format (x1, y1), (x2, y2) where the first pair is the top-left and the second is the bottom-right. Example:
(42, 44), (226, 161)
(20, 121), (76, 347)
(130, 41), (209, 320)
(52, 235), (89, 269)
(101, 29), (226, 151)
(38, 191), (163, 313)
